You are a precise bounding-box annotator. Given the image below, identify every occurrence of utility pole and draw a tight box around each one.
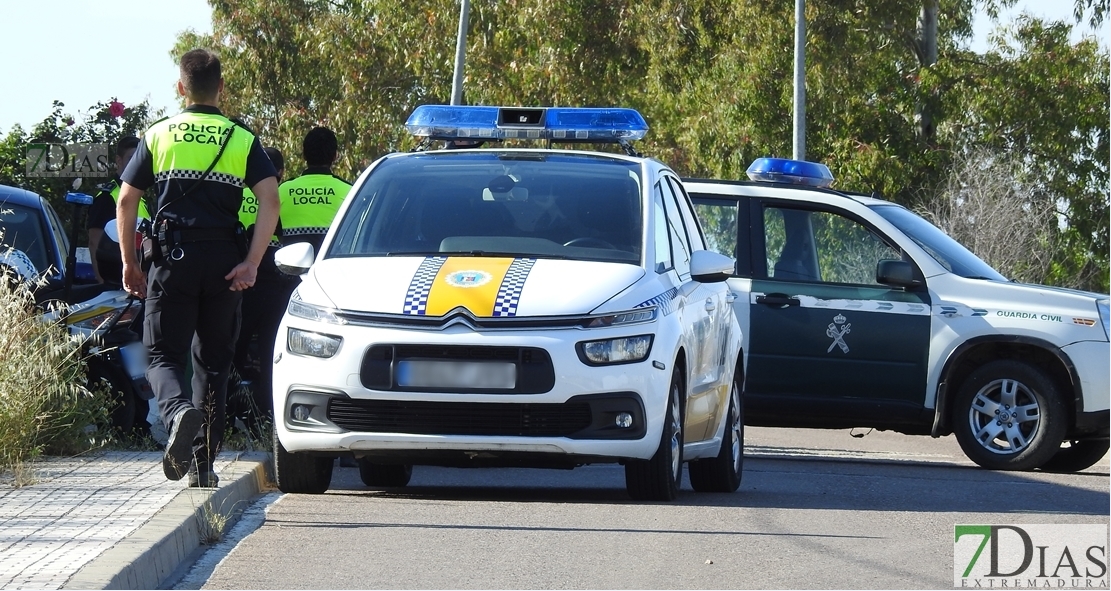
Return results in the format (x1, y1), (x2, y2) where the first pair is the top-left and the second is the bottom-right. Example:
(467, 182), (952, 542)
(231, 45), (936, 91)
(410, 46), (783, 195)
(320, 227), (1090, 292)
(450, 0), (471, 106)
(793, 0), (806, 160)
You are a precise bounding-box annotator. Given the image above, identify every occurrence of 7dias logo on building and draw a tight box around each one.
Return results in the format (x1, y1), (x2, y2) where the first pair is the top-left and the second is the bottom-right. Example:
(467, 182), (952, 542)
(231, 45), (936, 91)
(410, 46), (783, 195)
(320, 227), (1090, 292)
(954, 524), (1108, 588)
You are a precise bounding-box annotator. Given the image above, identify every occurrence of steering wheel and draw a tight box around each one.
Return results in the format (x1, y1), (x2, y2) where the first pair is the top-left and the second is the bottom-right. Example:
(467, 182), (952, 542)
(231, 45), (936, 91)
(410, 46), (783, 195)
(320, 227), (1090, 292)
(563, 237), (616, 249)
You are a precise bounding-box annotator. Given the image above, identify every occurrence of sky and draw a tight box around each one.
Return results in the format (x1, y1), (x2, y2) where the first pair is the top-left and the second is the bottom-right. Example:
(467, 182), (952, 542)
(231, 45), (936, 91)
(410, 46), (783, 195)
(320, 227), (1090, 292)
(0, 0), (1106, 134)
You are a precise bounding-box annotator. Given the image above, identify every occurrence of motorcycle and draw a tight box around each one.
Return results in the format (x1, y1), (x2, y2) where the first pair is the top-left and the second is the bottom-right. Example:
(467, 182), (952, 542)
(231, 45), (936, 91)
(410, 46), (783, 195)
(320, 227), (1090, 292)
(36, 181), (154, 435)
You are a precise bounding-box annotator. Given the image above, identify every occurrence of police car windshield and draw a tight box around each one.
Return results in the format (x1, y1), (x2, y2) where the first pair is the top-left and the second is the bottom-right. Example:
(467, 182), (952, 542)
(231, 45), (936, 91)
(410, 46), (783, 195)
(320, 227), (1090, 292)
(871, 204), (1008, 281)
(327, 151), (643, 264)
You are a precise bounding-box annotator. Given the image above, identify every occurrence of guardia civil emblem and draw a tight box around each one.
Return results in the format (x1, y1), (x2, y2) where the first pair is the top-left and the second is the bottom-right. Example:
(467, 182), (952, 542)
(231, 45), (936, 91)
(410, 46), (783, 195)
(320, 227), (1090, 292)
(826, 314), (851, 353)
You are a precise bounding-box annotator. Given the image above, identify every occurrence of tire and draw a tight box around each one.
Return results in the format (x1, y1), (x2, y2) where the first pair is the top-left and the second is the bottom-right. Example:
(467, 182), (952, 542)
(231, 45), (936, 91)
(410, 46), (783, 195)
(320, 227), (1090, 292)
(86, 357), (136, 433)
(625, 369), (683, 501)
(357, 460), (413, 488)
(1039, 440), (1110, 473)
(273, 429), (334, 494)
(689, 369), (743, 493)
(951, 360), (1067, 471)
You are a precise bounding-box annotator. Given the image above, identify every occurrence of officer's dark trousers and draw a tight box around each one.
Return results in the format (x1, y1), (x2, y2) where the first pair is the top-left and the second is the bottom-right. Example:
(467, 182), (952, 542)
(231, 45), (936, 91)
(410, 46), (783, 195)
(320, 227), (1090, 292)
(234, 270), (294, 419)
(144, 241), (242, 472)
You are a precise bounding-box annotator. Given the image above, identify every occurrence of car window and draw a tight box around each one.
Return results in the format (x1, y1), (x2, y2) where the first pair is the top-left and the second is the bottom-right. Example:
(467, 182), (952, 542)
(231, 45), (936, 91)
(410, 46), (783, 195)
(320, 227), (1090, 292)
(657, 181), (691, 277)
(692, 200), (737, 261)
(328, 152), (643, 265)
(0, 203), (51, 275)
(652, 192), (673, 273)
(666, 177), (705, 251)
(43, 202), (67, 275)
(765, 205), (901, 285)
(871, 204), (1008, 281)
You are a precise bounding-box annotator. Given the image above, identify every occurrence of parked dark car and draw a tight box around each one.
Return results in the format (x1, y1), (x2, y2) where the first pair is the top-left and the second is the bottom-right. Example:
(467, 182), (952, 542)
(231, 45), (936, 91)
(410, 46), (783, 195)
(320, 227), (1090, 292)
(0, 183), (98, 303)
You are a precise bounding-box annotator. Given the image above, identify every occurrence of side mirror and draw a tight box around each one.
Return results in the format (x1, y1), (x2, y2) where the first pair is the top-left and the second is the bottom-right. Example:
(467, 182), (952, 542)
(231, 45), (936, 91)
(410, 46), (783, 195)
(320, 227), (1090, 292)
(690, 249), (735, 284)
(876, 259), (923, 289)
(274, 242), (315, 276)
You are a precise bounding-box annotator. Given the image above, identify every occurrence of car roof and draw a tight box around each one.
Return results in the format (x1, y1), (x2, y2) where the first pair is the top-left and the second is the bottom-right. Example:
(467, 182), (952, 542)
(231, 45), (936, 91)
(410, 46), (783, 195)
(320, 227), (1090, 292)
(681, 177), (896, 208)
(0, 185), (47, 209)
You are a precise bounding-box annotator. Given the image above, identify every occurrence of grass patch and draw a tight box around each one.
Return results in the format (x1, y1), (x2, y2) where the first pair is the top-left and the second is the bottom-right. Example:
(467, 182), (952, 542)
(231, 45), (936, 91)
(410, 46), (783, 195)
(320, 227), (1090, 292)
(0, 269), (112, 477)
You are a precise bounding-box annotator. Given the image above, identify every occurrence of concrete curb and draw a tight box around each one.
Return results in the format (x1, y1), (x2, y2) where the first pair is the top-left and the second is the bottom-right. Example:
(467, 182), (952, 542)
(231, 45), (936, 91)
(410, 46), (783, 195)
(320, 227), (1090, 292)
(63, 452), (273, 590)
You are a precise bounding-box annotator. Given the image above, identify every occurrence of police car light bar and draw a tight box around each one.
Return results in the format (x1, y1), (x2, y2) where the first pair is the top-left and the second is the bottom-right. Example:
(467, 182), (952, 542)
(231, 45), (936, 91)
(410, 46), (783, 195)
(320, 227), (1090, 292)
(405, 105), (649, 142)
(746, 158), (834, 188)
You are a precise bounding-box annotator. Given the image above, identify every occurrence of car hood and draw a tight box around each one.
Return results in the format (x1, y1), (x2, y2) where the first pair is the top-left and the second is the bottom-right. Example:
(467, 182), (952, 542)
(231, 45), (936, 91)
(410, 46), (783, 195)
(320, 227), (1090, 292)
(303, 256), (645, 317)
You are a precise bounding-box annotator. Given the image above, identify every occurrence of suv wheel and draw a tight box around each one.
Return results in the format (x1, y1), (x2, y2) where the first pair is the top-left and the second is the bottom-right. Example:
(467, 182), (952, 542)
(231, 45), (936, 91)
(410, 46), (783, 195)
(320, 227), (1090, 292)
(1039, 440), (1109, 473)
(273, 429), (334, 494)
(625, 369), (683, 501)
(951, 360), (1067, 471)
(357, 460), (413, 488)
(689, 368), (743, 493)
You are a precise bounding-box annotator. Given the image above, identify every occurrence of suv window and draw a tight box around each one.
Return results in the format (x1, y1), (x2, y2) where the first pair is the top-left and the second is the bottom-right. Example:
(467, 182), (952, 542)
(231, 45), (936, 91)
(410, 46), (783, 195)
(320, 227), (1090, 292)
(666, 177), (705, 252)
(765, 205), (901, 285)
(692, 200), (737, 262)
(329, 152), (643, 265)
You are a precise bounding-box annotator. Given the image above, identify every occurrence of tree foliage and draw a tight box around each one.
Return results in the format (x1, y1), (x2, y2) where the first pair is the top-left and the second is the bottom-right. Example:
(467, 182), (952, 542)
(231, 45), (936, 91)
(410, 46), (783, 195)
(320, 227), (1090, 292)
(148, 0), (1111, 291)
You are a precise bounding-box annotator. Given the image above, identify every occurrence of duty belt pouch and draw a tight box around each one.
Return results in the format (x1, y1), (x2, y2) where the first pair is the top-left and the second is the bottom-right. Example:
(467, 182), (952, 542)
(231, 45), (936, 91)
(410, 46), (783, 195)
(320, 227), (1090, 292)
(234, 223), (249, 259)
(140, 221), (162, 265)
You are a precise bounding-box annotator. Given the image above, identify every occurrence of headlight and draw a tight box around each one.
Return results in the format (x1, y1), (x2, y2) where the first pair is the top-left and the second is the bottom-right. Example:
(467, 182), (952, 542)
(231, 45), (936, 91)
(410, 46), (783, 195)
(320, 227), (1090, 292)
(1097, 299), (1110, 340)
(287, 328), (342, 358)
(287, 291), (346, 325)
(577, 335), (653, 366)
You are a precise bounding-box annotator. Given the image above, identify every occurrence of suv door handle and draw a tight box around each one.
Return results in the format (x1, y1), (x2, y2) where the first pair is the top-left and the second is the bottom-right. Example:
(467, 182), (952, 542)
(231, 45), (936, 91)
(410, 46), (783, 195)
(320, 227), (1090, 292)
(705, 297), (716, 311)
(756, 293), (801, 308)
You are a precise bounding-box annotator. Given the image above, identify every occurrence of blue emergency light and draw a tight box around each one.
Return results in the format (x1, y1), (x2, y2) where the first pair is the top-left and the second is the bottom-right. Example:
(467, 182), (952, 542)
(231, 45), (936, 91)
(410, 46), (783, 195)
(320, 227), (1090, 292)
(405, 105), (649, 142)
(746, 158), (834, 188)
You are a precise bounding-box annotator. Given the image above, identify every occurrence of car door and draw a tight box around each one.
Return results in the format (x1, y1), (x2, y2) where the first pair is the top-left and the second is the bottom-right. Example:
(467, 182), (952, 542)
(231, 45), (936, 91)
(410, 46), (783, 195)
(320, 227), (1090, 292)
(658, 177), (723, 441)
(744, 199), (932, 428)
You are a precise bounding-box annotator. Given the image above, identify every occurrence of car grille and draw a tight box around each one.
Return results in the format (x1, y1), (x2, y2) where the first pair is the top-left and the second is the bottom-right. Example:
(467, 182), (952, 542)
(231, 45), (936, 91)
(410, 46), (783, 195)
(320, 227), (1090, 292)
(326, 398), (593, 437)
(360, 344), (555, 394)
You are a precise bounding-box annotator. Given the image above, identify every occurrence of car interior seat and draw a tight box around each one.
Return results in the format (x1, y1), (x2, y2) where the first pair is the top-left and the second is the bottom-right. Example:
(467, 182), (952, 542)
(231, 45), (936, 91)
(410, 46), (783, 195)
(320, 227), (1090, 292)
(773, 234), (818, 281)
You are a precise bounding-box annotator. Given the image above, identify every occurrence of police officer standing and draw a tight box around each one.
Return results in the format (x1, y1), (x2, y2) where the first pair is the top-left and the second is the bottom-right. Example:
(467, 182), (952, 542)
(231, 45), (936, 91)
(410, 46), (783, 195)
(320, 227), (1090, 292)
(233, 146), (286, 427)
(117, 49), (280, 488)
(87, 136), (149, 285)
(279, 126), (351, 253)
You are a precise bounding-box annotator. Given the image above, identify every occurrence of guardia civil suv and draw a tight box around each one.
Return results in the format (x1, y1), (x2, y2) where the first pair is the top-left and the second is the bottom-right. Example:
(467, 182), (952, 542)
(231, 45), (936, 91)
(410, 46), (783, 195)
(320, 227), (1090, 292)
(685, 159), (1109, 472)
(270, 105), (743, 500)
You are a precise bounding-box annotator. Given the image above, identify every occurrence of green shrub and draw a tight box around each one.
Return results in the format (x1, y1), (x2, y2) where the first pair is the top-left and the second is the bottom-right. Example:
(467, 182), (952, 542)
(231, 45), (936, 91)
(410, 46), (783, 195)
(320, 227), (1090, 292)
(0, 269), (110, 475)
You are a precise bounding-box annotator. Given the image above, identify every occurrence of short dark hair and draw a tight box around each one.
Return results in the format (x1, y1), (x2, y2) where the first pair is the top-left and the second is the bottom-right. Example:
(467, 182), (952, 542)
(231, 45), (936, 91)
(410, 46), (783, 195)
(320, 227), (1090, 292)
(303, 127), (338, 167)
(179, 49), (222, 101)
(116, 136), (140, 157)
(263, 146), (285, 174)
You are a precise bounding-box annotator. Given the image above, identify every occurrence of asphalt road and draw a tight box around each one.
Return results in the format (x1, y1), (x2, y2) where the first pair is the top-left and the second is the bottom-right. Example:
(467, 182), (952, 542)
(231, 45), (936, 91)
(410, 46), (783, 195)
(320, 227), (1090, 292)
(190, 427), (1109, 590)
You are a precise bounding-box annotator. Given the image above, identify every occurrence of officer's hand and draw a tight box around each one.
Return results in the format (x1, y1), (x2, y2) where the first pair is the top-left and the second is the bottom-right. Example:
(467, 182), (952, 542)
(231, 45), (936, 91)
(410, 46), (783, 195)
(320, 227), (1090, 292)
(225, 261), (258, 291)
(122, 263), (147, 298)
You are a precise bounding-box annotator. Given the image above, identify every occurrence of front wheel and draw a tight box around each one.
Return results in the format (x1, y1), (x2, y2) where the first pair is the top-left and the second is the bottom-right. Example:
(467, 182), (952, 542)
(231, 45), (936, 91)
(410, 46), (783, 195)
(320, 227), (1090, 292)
(951, 360), (1067, 471)
(625, 370), (683, 501)
(1039, 440), (1109, 473)
(273, 430), (334, 494)
(689, 370), (743, 493)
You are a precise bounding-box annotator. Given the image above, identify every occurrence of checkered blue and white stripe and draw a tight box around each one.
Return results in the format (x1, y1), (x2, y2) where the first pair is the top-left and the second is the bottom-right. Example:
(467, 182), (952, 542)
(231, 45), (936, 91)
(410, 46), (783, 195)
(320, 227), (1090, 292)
(492, 258), (536, 317)
(154, 169), (244, 188)
(635, 287), (679, 316)
(402, 257), (447, 315)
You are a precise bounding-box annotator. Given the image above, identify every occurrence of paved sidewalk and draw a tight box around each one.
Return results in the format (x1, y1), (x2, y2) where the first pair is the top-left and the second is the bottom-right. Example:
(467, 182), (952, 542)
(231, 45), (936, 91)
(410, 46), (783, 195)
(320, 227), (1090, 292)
(0, 450), (271, 590)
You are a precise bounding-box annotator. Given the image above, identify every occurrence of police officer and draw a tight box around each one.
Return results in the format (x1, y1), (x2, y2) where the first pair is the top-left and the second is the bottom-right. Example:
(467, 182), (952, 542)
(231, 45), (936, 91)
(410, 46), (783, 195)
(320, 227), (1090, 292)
(87, 136), (149, 285)
(117, 49), (280, 488)
(279, 126), (351, 253)
(233, 146), (286, 428)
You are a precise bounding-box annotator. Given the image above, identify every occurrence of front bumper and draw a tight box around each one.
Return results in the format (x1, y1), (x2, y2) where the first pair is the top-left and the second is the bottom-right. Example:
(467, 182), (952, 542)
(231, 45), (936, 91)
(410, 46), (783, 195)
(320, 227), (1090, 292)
(272, 319), (672, 462)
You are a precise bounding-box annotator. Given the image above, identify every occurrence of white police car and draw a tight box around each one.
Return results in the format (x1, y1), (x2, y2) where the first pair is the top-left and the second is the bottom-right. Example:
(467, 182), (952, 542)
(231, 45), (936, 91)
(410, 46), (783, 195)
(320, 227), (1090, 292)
(684, 159), (1109, 472)
(270, 106), (743, 500)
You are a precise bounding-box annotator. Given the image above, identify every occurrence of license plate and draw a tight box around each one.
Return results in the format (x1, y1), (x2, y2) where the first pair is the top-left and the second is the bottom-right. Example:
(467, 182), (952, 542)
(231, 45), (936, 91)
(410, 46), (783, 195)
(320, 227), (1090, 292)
(396, 360), (516, 390)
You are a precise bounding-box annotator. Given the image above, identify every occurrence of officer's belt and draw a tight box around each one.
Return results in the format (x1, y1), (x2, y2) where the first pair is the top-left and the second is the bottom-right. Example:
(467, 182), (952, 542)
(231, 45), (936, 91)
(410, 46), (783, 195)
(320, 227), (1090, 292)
(170, 227), (237, 243)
